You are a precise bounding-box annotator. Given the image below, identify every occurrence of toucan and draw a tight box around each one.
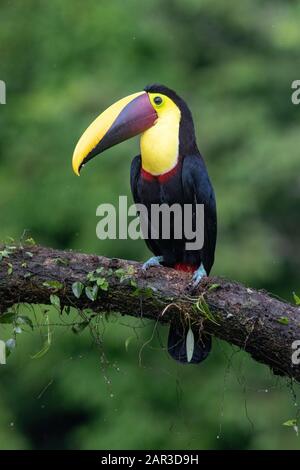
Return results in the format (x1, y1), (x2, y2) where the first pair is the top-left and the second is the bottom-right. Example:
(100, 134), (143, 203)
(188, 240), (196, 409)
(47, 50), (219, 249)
(72, 84), (217, 364)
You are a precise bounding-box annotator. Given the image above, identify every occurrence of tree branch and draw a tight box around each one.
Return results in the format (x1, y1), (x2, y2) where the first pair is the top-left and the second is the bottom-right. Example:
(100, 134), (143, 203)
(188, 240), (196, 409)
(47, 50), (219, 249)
(0, 245), (299, 381)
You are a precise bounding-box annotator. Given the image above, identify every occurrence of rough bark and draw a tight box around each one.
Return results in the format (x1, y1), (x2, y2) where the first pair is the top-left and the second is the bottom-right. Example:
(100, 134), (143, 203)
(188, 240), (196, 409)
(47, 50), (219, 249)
(0, 244), (299, 381)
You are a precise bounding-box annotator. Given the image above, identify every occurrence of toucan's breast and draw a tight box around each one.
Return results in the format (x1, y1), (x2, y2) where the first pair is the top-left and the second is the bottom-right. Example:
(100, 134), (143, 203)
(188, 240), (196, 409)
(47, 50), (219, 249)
(135, 156), (201, 268)
(140, 157), (182, 184)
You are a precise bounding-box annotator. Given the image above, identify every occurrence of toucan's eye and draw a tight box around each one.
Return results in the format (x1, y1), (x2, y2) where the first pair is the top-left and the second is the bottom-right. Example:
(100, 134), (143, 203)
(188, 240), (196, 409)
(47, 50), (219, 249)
(154, 96), (163, 105)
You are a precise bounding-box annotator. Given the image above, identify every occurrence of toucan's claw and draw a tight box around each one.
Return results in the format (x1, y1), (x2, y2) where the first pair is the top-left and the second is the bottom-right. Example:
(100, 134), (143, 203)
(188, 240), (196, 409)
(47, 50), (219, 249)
(142, 256), (164, 271)
(192, 263), (207, 287)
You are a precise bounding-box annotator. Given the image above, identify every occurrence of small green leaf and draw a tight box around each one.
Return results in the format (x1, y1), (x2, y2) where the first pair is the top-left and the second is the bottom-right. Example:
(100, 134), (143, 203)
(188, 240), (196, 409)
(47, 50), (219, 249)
(24, 272), (32, 278)
(16, 315), (34, 330)
(86, 271), (97, 282)
(283, 419), (297, 427)
(50, 294), (61, 309)
(72, 281), (84, 299)
(195, 296), (220, 325)
(43, 280), (63, 291)
(96, 277), (109, 291)
(0, 311), (16, 324)
(115, 268), (126, 277)
(125, 335), (135, 351)
(7, 245), (17, 251)
(7, 263), (13, 275)
(72, 321), (89, 334)
(208, 283), (220, 291)
(0, 249), (10, 261)
(95, 267), (104, 274)
(186, 327), (194, 363)
(277, 316), (289, 325)
(126, 266), (135, 275)
(64, 305), (71, 315)
(0, 250), (9, 257)
(293, 292), (300, 306)
(55, 257), (69, 266)
(21, 262), (27, 268)
(85, 285), (98, 301)
(25, 251), (33, 258)
(25, 237), (36, 246)
(132, 286), (154, 298)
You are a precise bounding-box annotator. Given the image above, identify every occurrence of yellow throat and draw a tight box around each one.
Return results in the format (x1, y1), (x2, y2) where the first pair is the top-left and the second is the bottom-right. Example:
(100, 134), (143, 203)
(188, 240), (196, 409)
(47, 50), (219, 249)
(140, 93), (181, 175)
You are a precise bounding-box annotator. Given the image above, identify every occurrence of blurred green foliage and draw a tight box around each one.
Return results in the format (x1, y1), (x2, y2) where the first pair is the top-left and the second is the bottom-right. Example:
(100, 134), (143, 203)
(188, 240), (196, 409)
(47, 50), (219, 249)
(0, 0), (300, 450)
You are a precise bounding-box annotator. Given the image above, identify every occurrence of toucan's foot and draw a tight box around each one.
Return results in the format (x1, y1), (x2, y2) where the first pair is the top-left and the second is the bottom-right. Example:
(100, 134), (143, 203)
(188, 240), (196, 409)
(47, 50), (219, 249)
(192, 263), (207, 287)
(142, 256), (164, 271)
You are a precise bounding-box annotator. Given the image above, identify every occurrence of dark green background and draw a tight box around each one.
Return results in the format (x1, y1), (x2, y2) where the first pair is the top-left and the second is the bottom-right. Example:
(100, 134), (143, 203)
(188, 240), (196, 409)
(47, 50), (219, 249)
(0, 0), (300, 450)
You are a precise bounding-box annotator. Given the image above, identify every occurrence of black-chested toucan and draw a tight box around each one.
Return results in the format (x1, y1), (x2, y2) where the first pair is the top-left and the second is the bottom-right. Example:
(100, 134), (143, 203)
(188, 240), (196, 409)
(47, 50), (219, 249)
(72, 84), (217, 364)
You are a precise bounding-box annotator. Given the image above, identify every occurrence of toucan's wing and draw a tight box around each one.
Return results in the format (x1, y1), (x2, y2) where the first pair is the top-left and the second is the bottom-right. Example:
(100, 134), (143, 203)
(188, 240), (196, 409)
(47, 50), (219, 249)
(130, 155), (142, 205)
(182, 154), (217, 274)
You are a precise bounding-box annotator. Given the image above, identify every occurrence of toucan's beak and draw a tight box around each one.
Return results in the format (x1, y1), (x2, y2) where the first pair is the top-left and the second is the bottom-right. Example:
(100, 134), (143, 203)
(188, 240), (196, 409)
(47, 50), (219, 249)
(72, 91), (157, 175)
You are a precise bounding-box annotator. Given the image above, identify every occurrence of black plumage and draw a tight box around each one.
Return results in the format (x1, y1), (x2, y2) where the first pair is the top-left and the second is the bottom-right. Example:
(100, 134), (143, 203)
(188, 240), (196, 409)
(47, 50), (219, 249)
(131, 153), (216, 274)
(130, 84), (217, 364)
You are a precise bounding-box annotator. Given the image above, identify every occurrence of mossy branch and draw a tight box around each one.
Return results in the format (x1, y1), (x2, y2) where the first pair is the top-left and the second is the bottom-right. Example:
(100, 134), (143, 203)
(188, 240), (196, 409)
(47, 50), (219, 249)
(0, 244), (300, 381)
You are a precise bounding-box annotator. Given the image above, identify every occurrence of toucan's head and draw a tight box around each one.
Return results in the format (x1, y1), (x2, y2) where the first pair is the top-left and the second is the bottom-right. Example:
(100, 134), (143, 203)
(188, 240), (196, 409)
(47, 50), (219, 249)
(72, 84), (197, 176)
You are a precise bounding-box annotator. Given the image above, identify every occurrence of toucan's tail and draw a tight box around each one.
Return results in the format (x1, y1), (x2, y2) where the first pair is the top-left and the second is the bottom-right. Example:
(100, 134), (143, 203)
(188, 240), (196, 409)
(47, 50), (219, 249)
(167, 321), (211, 364)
